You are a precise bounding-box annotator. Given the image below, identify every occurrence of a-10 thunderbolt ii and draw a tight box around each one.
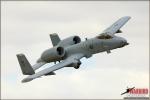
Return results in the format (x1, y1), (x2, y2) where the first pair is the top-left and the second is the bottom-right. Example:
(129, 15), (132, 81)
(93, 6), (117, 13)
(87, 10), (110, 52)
(17, 16), (131, 83)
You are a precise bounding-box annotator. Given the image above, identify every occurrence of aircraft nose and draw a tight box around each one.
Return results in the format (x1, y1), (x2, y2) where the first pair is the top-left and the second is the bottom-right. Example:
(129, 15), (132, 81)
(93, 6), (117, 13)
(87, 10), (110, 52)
(123, 39), (129, 45)
(120, 39), (129, 47)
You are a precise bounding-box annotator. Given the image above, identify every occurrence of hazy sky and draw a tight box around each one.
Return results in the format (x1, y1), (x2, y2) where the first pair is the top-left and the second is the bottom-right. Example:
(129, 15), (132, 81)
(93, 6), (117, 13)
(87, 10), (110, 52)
(1, 1), (149, 99)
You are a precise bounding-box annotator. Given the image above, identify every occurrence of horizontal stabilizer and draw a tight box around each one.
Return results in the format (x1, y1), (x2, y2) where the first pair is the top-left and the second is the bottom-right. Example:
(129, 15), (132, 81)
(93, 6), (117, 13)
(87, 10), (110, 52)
(17, 54), (35, 75)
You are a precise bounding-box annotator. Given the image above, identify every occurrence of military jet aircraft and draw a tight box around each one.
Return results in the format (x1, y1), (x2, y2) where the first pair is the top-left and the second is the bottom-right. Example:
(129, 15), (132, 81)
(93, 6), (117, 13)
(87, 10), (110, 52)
(17, 16), (131, 83)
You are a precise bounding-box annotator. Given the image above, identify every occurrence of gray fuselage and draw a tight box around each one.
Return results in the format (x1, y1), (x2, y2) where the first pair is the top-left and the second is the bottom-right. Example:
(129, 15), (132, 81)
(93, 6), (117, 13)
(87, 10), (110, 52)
(40, 36), (128, 63)
(64, 36), (127, 58)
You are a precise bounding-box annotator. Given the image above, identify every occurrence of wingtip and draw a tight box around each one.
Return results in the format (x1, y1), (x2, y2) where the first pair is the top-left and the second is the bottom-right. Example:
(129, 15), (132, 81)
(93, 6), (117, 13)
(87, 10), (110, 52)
(127, 16), (131, 19)
(124, 16), (131, 19)
(21, 77), (33, 83)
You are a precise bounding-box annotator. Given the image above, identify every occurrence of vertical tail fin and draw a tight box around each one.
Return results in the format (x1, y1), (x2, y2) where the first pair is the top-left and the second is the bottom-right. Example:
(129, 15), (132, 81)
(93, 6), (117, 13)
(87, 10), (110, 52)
(16, 54), (35, 75)
(50, 33), (61, 46)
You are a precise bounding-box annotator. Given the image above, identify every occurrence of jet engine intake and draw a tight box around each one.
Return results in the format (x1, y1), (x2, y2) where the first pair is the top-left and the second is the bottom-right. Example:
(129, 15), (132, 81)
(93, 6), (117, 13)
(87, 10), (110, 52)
(73, 36), (81, 44)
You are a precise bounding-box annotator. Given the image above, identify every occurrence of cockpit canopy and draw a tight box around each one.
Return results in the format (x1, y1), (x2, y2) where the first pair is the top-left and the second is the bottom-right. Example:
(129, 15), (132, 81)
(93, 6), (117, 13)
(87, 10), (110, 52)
(96, 34), (113, 39)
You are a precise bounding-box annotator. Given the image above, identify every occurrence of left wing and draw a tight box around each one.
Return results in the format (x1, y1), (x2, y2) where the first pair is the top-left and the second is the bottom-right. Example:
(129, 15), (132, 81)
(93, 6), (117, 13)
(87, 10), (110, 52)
(22, 54), (84, 83)
(102, 16), (131, 35)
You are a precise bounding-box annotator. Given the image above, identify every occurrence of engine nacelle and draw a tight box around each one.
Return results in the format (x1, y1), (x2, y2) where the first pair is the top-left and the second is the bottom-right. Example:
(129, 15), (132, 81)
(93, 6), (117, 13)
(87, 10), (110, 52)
(58, 36), (81, 47)
(41, 46), (65, 62)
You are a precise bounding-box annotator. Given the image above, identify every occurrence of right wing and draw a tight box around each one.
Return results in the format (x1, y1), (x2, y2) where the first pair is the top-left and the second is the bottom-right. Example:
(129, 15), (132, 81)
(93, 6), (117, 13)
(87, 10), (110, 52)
(22, 53), (84, 83)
